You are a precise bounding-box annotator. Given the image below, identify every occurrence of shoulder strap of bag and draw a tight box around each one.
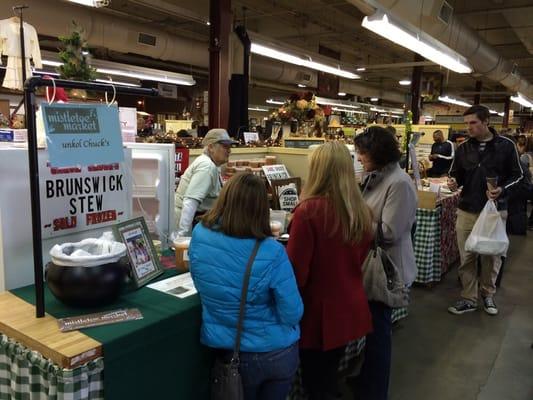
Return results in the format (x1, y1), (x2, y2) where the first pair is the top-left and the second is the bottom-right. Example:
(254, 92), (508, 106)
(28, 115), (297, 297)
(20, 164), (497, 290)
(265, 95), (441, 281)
(362, 175), (389, 247)
(375, 186), (390, 247)
(231, 240), (261, 363)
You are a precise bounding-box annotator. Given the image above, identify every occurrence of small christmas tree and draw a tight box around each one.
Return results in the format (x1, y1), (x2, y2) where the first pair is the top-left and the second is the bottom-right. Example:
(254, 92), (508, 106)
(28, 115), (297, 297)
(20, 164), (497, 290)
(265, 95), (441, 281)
(57, 22), (97, 81)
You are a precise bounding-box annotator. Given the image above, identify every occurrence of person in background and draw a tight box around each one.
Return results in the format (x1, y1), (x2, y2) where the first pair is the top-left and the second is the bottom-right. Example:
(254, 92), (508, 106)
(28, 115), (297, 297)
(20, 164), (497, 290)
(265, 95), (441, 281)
(287, 141), (373, 400)
(525, 136), (533, 230)
(189, 173), (303, 400)
(177, 129), (192, 138)
(427, 129), (454, 177)
(174, 129), (235, 236)
(510, 136), (533, 233)
(187, 120), (199, 137)
(197, 125), (209, 138)
(352, 126), (418, 400)
(447, 105), (523, 316)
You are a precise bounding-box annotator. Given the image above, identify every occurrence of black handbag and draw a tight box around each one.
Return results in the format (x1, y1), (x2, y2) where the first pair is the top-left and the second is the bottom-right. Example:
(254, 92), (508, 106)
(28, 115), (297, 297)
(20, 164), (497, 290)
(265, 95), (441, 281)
(210, 240), (261, 400)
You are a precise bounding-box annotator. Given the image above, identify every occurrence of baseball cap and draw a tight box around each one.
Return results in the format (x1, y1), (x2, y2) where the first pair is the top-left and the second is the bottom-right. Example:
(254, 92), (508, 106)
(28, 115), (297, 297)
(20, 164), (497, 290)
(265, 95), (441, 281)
(201, 129), (238, 146)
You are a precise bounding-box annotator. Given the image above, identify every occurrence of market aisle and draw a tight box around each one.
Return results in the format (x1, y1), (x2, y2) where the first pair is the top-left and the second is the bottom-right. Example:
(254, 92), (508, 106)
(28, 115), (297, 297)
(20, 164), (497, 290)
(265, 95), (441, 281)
(388, 233), (533, 400)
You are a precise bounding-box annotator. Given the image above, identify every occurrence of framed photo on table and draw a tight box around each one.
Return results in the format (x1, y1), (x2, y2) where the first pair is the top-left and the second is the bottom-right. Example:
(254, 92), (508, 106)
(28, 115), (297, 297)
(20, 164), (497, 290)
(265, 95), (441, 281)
(113, 217), (164, 288)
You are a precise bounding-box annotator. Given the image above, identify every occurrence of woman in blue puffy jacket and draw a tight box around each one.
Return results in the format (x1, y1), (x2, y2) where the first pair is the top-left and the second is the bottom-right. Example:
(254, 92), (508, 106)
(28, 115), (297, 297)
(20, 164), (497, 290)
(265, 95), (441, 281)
(189, 172), (303, 400)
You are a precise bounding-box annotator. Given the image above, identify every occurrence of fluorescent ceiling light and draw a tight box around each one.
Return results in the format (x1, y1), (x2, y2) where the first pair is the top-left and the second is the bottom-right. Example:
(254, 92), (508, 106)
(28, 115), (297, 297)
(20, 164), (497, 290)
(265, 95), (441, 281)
(42, 60), (62, 67)
(251, 43), (360, 79)
(362, 12), (472, 74)
(370, 97), (379, 102)
(315, 96), (360, 109)
(489, 109), (505, 117)
(95, 79), (141, 87)
(370, 107), (387, 112)
(67, 0), (109, 7)
(399, 79), (411, 86)
(511, 93), (533, 108)
(42, 58), (195, 86)
(97, 67), (194, 86)
(248, 107), (269, 112)
(338, 92), (347, 96)
(32, 69), (60, 76)
(438, 95), (472, 108)
(332, 107), (368, 114)
(297, 83), (307, 88)
(357, 67), (366, 71)
(266, 99), (285, 105)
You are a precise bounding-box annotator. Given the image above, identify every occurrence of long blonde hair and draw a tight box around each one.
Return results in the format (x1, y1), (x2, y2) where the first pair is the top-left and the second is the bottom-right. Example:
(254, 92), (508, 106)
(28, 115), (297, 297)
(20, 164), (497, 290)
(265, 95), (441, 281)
(301, 141), (372, 243)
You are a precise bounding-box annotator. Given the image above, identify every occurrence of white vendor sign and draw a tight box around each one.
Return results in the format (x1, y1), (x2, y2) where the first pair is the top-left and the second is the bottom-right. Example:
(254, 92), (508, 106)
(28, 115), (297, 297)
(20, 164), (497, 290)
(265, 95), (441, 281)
(39, 158), (130, 239)
(262, 164), (290, 184)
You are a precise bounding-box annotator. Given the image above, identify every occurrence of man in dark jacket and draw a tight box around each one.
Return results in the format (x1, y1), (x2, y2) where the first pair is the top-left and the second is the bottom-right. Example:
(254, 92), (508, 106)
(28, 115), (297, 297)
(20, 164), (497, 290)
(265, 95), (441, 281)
(427, 129), (454, 177)
(447, 105), (523, 316)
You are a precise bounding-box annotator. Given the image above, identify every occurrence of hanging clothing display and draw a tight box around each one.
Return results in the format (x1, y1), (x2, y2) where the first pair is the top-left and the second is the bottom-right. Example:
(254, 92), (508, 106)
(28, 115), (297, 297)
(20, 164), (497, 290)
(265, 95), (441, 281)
(0, 17), (42, 91)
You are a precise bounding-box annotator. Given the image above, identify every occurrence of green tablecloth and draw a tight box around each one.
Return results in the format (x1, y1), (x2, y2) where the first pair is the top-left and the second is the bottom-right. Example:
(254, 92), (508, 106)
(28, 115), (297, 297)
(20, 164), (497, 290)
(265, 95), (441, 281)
(10, 270), (212, 400)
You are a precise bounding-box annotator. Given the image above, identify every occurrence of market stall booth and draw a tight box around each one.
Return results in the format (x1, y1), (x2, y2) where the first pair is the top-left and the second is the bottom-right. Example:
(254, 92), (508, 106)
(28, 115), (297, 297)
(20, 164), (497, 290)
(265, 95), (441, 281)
(0, 137), (458, 399)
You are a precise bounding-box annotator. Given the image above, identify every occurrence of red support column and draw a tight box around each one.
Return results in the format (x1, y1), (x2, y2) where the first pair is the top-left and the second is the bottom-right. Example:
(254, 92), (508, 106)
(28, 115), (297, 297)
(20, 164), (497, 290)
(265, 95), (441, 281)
(503, 96), (511, 128)
(410, 54), (424, 124)
(208, 0), (231, 130)
(474, 81), (482, 105)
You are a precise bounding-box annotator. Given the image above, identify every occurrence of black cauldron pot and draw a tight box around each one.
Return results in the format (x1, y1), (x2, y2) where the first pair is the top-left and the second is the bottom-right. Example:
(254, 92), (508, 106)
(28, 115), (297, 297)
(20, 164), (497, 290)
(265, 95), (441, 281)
(45, 257), (129, 308)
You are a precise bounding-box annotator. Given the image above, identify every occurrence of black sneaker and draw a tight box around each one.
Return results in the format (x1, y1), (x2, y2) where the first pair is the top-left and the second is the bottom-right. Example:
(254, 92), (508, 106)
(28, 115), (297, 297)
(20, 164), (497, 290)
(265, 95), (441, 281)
(483, 297), (498, 316)
(448, 299), (477, 315)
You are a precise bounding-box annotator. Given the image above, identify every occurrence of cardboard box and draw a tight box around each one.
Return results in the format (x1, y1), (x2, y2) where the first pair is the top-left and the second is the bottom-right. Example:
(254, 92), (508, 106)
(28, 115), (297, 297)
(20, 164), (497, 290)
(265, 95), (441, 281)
(417, 190), (438, 209)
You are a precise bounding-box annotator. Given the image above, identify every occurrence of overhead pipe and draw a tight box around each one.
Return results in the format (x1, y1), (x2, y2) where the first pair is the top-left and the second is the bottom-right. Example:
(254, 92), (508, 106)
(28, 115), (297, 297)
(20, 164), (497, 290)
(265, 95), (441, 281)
(345, 0), (533, 99)
(0, 0), (405, 102)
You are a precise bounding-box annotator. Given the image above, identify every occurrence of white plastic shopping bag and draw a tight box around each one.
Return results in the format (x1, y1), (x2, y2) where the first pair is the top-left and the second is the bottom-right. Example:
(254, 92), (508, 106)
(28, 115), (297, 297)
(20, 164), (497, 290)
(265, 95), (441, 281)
(465, 200), (509, 255)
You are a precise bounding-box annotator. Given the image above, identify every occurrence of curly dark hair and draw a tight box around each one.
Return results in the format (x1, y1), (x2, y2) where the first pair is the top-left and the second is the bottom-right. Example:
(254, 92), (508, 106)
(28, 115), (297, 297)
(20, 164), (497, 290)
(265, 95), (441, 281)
(354, 126), (402, 168)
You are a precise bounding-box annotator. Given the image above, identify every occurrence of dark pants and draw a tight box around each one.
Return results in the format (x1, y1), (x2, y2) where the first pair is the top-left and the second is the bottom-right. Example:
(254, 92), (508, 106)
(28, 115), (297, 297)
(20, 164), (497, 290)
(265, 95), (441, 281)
(507, 194), (528, 235)
(218, 342), (299, 400)
(352, 301), (392, 400)
(300, 346), (346, 399)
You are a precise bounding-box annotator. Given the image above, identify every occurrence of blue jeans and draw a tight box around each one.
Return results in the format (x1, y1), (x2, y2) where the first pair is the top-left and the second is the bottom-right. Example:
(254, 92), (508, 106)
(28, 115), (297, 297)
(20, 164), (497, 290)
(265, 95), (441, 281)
(218, 342), (299, 400)
(353, 301), (392, 400)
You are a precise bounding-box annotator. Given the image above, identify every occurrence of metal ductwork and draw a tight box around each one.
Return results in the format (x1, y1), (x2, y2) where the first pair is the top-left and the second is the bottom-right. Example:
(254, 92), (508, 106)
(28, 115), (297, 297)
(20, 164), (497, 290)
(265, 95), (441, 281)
(346, 0), (533, 99)
(340, 80), (406, 103)
(251, 58), (318, 88)
(1, 0), (208, 67)
(0, 0), (406, 103)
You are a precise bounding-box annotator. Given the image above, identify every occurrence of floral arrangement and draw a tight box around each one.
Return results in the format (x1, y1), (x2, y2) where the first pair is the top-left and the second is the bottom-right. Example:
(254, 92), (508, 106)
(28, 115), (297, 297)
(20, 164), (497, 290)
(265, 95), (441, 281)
(0, 112), (9, 128)
(270, 92), (325, 124)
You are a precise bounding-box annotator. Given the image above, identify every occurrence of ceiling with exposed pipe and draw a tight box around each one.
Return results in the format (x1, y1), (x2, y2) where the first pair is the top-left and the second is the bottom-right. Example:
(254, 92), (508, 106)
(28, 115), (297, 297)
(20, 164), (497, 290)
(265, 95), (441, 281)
(1, 0), (533, 111)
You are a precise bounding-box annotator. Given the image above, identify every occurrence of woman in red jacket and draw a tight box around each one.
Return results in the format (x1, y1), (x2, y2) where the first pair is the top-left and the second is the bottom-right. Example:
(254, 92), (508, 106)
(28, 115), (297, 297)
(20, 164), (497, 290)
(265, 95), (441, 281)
(287, 141), (373, 400)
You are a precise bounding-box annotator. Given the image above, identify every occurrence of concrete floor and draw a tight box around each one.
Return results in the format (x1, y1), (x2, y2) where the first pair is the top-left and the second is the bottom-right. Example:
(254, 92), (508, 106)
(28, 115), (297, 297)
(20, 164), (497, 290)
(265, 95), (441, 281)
(389, 233), (533, 400)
